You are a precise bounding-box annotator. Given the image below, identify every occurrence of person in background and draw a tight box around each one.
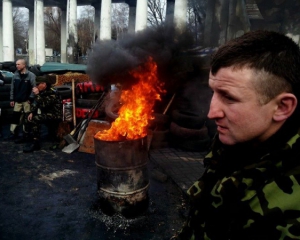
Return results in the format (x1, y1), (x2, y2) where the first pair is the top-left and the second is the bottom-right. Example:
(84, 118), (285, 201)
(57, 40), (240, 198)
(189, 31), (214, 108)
(22, 81), (62, 153)
(175, 30), (300, 239)
(6, 59), (36, 141)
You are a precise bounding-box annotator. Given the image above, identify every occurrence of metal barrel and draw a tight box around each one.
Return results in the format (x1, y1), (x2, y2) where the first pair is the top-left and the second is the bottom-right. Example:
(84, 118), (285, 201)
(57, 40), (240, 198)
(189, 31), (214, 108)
(94, 135), (149, 218)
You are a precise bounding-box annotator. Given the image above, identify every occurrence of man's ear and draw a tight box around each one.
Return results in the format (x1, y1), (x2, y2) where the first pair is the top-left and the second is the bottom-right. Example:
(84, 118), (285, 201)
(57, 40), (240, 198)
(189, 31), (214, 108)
(273, 93), (297, 122)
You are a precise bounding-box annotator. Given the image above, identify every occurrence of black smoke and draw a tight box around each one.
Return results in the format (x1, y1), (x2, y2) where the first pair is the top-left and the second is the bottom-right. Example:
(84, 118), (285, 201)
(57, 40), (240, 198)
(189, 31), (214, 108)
(86, 24), (199, 92)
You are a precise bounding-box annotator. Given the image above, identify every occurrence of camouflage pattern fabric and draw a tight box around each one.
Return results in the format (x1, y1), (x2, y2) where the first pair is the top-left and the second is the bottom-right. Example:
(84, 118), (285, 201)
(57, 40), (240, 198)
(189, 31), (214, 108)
(176, 127), (300, 240)
(24, 88), (62, 138)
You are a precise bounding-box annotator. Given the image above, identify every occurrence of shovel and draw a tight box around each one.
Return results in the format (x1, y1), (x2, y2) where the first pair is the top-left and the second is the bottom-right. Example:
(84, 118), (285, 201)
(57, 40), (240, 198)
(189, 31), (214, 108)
(63, 91), (105, 144)
(62, 92), (105, 153)
(64, 93), (104, 144)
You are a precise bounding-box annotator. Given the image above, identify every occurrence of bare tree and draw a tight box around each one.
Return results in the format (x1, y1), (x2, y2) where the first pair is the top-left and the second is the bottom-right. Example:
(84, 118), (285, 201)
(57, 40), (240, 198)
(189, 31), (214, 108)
(77, 6), (94, 55)
(44, 7), (61, 54)
(148, 0), (166, 26)
(187, 0), (207, 46)
(112, 3), (129, 39)
(13, 7), (28, 54)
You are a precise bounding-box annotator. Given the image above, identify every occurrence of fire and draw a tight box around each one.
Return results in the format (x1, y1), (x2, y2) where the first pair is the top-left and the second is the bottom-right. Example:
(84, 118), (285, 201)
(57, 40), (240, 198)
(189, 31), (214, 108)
(95, 57), (165, 141)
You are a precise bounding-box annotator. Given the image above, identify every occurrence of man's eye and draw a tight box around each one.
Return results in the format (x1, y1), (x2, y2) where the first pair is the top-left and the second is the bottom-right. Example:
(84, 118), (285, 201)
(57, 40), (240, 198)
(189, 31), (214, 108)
(224, 95), (235, 101)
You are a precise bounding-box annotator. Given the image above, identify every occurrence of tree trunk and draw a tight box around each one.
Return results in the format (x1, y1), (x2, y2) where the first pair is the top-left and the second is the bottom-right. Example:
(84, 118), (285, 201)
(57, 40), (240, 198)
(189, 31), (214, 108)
(227, 0), (238, 41)
(237, 0), (250, 33)
(219, 0), (230, 45)
(203, 0), (216, 47)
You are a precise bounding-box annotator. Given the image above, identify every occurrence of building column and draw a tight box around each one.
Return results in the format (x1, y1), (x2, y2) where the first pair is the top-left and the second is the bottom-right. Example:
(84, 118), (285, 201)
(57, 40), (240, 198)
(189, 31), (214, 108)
(94, 7), (101, 42)
(166, 0), (175, 25)
(0, 8), (3, 62)
(34, 0), (45, 65)
(67, 0), (78, 63)
(128, 5), (136, 34)
(100, 0), (111, 40)
(135, 0), (147, 32)
(174, 0), (187, 32)
(61, 9), (67, 63)
(2, 0), (14, 61)
(28, 9), (35, 66)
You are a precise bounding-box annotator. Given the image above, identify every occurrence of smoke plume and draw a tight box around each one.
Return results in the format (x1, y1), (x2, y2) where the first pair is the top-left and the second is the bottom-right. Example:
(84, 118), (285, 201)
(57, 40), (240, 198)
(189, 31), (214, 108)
(86, 24), (197, 91)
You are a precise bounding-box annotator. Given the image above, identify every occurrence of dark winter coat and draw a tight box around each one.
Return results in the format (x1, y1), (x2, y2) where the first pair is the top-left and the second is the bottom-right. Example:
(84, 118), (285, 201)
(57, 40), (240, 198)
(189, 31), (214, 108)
(10, 70), (36, 103)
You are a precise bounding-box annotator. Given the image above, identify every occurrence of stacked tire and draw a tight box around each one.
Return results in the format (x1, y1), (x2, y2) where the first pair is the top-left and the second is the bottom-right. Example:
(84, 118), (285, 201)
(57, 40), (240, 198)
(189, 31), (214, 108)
(148, 113), (171, 149)
(75, 81), (106, 120)
(1, 61), (16, 73)
(169, 109), (211, 152)
(168, 72), (217, 152)
(0, 71), (14, 124)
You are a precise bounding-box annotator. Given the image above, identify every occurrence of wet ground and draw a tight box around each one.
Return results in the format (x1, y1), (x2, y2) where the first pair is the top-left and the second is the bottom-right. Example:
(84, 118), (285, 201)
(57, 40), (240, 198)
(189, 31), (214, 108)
(0, 123), (188, 240)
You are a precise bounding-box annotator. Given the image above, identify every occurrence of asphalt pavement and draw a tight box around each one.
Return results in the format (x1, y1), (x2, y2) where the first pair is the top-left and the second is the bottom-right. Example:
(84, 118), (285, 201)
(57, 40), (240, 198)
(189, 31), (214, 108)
(149, 148), (206, 194)
(0, 122), (207, 240)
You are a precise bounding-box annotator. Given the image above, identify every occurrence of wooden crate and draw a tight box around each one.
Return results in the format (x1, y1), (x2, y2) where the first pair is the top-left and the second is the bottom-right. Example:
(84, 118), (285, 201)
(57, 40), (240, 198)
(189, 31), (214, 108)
(78, 120), (111, 154)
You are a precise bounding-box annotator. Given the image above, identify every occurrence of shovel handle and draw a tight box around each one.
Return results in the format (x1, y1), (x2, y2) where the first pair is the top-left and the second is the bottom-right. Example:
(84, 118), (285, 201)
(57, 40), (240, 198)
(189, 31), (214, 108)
(72, 79), (76, 127)
(71, 92), (105, 136)
(77, 92), (105, 141)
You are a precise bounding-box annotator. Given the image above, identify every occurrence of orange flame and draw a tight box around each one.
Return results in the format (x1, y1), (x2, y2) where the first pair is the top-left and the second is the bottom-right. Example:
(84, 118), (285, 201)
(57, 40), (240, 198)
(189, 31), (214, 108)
(95, 57), (165, 141)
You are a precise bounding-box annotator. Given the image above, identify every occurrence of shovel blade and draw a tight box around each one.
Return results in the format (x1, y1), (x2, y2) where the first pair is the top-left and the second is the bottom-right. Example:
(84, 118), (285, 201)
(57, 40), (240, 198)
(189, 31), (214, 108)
(63, 134), (77, 144)
(62, 142), (80, 153)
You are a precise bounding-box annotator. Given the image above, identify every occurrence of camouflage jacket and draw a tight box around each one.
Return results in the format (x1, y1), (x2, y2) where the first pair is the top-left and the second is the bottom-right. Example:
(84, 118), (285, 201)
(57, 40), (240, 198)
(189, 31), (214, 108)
(177, 124), (300, 240)
(31, 88), (62, 117)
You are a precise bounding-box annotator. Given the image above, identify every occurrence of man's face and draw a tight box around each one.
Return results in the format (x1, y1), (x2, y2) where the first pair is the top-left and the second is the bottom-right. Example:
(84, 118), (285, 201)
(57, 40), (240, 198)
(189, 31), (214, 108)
(37, 82), (47, 92)
(16, 60), (25, 71)
(208, 67), (278, 145)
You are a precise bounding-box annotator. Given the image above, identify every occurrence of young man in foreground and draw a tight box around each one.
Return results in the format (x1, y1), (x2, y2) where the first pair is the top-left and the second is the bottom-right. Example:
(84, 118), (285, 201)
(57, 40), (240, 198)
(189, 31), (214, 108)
(176, 30), (300, 239)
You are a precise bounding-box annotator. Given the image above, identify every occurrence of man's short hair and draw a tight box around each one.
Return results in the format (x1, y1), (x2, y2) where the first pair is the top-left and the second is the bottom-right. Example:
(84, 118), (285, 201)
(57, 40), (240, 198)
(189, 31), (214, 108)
(17, 58), (27, 67)
(210, 30), (300, 104)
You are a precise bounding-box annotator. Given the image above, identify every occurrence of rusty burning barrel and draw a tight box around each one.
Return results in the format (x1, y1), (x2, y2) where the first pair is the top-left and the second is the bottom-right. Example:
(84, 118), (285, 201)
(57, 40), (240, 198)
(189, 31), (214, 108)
(94, 135), (149, 218)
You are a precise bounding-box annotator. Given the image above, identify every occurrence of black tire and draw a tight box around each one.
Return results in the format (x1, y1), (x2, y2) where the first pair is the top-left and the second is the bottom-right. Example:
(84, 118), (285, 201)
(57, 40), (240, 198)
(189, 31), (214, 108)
(2, 61), (15, 70)
(3, 76), (12, 84)
(29, 65), (42, 76)
(170, 135), (211, 152)
(148, 113), (170, 131)
(171, 109), (206, 129)
(76, 98), (99, 108)
(0, 84), (11, 92)
(80, 92), (104, 100)
(1, 108), (13, 124)
(53, 85), (72, 99)
(148, 129), (170, 149)
(77, 92), (105, 100)
(75, 81), (104, 96)
(75, 107), (103, 119)
(0, 92), (10, 101)
(149, 129), (170, 142)
(9, 66), (16, 72)
(170, 121), (208, 140)
(0, 101), (11, 108)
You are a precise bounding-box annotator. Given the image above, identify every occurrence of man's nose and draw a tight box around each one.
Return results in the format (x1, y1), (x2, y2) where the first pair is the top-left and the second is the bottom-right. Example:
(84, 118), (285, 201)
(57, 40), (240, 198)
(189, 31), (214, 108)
(207, 95), (224, 119)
